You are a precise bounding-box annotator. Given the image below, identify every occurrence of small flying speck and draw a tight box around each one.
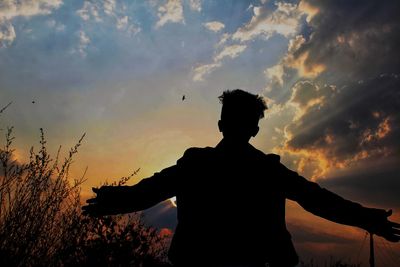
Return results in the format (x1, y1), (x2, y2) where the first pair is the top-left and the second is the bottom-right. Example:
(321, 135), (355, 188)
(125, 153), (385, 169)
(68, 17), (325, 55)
(182, 95), (186, 101)
(32, 101), (35, 104)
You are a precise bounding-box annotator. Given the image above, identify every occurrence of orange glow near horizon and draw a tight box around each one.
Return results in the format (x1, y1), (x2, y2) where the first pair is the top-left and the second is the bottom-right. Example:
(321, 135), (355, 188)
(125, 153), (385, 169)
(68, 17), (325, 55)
(2, 1), (399, 264)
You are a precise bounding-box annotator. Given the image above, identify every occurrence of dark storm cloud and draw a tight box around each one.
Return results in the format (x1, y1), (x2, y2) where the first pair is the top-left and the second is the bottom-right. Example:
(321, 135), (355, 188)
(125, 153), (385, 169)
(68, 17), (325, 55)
(320, 158), (400, 208)
(274, 0), (400, 163)
(269, 0), (400, 206)
(286, 74), (400, 164)
(266, 0), (400, 103)
(299, 0), (400, 82)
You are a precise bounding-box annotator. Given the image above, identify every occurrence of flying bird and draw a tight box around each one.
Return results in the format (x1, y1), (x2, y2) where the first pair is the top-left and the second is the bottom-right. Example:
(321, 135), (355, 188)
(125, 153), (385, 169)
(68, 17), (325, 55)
(32, 101), (35, 104)
(182, 95), (186, 101)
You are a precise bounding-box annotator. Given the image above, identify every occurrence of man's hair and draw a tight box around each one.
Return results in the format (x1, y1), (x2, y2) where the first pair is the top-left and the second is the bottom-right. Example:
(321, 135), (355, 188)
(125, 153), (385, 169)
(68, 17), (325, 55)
(218, 89), (267, 120)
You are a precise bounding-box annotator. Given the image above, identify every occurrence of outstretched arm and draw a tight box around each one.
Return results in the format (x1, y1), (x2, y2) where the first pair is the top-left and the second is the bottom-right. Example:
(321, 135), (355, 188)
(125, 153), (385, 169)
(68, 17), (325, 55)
(82, 165), (179, 216)
(281, 164), (400, 242)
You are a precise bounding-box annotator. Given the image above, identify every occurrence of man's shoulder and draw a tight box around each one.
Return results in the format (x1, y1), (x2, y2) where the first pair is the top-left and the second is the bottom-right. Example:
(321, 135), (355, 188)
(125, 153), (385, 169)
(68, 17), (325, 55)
(264, 153), (281, 163)
(184, 146), (213, 153)
(250, 145), (281, 163)
(181, 146), (214, 159)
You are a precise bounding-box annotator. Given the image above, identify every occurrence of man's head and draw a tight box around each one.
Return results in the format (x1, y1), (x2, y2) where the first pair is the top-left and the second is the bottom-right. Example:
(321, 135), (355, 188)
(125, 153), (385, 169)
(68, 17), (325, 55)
(218, 89), (267, 143)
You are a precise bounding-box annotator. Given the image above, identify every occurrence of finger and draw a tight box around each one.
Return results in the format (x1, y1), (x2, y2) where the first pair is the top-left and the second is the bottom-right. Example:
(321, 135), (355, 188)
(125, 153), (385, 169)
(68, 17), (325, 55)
(86, 198), (97, 204)
(385, 234), (400, 242)
(389, 221), (400, 228)
(386, 209), (393, 217)
(82, 205), (93, 212)
(392, 228), (400, 235)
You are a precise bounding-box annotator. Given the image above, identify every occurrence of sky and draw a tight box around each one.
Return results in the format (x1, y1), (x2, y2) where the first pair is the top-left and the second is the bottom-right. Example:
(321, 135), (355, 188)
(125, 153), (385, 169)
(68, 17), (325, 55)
(1, 0), (400, 265)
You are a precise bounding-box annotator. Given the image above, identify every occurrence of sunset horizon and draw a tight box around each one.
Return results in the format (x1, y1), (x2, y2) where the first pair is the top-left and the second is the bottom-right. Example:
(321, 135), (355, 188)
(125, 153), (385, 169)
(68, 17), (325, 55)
(1, 0), (400, 266)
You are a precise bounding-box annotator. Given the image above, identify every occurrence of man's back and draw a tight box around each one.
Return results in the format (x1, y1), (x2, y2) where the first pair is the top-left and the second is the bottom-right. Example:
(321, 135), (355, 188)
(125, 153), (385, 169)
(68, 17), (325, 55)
(170, 140), (297, 266)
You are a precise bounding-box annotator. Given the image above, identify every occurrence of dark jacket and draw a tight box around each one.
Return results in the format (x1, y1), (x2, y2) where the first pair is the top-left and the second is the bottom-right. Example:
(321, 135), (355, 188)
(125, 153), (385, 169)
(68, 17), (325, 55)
(101, 140), (381, 266)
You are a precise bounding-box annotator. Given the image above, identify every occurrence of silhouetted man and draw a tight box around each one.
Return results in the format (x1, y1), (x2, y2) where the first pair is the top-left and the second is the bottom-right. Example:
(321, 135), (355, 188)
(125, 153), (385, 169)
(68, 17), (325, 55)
(83, 89), (399, 267)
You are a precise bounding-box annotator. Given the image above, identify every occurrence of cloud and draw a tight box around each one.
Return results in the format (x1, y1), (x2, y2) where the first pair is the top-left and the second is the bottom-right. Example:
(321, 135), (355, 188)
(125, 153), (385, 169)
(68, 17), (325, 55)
(192, 1), (307, 82)
(116, 15), (140, 36)
(216, 33), (230, 48)
(294, 0), (400, 81)
(281, 75), (400, 179)
(297, 0), (319, 23)
(155, 0), (184, 28)
(265, 64), (284, 87)
(72, 30), (90, 57)
(116, 15), (128, 29)
(269, 76), (399, 180)
(285, 51), (326, 79)
(0, 19), (15, 47)
(192, 44), (246, 81)
(76, 1), (101, 22)
(288, 81), (329, 118)
(76, 0), (115, 21)
(203, 21), (225, 32)
(76, 1), (141, 37)
(263, 0), (400, 186)
(264, 34), (326, 93)
(0, 0), (62, 46)
(192, 62), (221, 81)
(232, 2), (303, 42)
(265, 0), (400, 89)
(0, 0), (62, 19)
(320, 158), (400, 207)
(213, 44), (247, 62)
(103, 0), (116, 16)
(188, 0), (201, 12)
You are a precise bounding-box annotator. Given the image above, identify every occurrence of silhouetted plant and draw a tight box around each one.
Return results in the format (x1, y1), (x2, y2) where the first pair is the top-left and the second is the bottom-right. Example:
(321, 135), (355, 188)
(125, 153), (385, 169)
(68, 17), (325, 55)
(59, 173), (169, 267)
(0, 103), (169, 266)
(0, 126), (85, 266)
(60, 214), (169, 267)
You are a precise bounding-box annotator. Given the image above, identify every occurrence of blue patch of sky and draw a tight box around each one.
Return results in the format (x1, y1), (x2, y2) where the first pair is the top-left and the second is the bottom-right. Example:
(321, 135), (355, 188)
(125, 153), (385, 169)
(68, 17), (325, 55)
(298, 17), (313, 41)
(126, 1), (157, 33)
(0, 1), (89, 90)
(199, 0), (256, 33)
(0, 0), (297, 95)
(224, 35), (289, 87)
